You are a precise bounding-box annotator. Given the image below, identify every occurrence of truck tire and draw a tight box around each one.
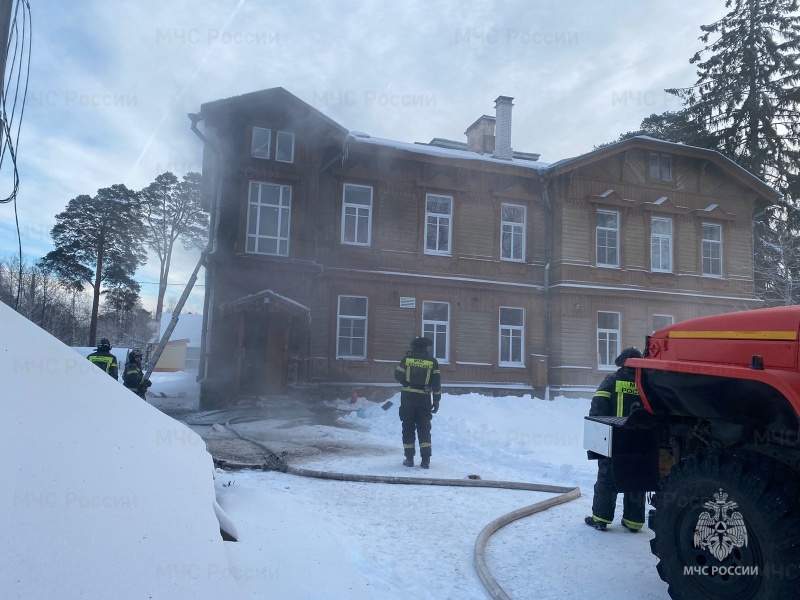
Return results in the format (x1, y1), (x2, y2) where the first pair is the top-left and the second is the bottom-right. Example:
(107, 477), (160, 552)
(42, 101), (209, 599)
(650, 449), (800, 600)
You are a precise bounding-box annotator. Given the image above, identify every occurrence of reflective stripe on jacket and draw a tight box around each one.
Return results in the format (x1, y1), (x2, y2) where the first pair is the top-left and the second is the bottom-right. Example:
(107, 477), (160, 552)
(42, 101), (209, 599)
(394, 350), (441, 399)
(589, 367), (640, 418)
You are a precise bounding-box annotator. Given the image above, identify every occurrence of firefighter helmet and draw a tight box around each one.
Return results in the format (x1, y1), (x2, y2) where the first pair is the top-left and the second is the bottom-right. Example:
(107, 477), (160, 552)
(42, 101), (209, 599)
(615, 346), (642, 367)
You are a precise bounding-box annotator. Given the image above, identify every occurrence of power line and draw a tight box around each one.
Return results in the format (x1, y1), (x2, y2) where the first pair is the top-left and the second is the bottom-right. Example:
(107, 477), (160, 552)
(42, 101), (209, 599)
(136, 281), (205, 287)
(0, 1), (31, 311)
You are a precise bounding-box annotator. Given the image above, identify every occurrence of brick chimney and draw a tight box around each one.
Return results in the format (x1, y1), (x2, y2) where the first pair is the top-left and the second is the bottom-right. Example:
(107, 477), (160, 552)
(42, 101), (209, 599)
(465, 115), (495, 154)
(492, 96), (513, 160)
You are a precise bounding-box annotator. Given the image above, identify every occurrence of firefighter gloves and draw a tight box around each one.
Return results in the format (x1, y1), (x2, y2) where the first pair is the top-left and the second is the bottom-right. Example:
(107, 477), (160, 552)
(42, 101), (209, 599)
(431, 400), (440, 414)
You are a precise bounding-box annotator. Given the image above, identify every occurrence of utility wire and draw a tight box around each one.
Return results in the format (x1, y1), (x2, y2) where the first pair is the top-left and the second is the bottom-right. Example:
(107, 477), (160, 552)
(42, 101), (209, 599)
(1, 1), (31, 311)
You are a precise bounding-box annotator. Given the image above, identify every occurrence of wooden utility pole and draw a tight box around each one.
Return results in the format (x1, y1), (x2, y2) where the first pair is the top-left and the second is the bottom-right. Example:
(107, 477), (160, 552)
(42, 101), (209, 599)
(0, 0), (14, 147)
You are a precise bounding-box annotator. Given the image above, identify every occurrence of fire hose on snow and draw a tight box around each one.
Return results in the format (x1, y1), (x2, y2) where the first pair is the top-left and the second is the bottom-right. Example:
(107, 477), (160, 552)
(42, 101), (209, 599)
(216, 419), (581, 600)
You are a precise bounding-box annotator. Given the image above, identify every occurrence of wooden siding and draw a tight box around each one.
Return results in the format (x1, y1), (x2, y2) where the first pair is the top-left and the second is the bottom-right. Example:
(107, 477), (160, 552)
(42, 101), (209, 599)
(200, 92), (773, 399)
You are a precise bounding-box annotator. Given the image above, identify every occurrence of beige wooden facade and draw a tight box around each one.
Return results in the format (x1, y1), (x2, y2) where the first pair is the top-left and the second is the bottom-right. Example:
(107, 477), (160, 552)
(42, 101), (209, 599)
(194, 88), (779, 405)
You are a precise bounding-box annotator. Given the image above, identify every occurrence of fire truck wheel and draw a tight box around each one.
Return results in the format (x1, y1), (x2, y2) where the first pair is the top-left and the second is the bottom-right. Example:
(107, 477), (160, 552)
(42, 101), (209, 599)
(650, 449), (800, 600)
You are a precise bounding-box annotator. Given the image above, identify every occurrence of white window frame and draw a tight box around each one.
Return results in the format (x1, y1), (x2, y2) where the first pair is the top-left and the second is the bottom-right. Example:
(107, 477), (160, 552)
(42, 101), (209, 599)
(276, 131), (295, 163)
(649, 152), (672, 181)
(596, 209), (619, 268)
(652, 314), (674, 333)
(422, 301), (449, 363)
(500, 204), (526, 262)
(651, 216), (673, 273)
(425, 194), (453, 256)
(251, 127), (271, 159)
(499, 307), (525, 367)
(341, 184), (373, 246)
(597, 311), (621, 371)
(702, 222), (723, 277)
(336, 295), (368, 360)
(245, 181), (291, 256)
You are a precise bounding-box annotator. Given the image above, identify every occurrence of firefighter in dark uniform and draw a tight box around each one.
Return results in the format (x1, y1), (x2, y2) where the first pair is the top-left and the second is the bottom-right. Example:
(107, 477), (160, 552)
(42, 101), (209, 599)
(87, 338), (118, 380)
(585, 346), (646, 532)
(123, 349), (152, 399)
(394, 336), (441, 469)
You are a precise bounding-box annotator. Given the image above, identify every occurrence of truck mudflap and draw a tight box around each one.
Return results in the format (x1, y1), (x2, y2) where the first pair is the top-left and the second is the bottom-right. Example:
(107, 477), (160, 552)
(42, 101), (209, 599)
(583, 409), (661, 492)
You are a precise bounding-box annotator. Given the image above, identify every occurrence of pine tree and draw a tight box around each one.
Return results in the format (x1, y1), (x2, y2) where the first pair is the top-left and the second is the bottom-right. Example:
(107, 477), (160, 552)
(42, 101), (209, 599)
(664, 0), (800, 306)
(41, 184), (145, 346)
(139, 171), (207, 325)
(667, 0), (800, 186)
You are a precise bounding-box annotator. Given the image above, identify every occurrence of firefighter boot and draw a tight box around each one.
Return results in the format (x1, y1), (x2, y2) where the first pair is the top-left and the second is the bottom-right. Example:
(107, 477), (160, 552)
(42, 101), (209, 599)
(420, 456), (430, 469)
(584, 516), (607, 531)
(403, 451), (414, 467)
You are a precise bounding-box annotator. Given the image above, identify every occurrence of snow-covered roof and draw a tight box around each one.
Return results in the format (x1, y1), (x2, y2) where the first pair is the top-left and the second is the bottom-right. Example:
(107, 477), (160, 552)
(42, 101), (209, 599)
(218, 289), (310, 317)
(346, 133), (550, 171)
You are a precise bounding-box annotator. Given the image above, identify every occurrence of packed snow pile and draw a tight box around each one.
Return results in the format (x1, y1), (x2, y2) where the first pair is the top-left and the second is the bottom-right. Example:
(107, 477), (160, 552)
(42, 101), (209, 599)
(0, 302), (232, 599)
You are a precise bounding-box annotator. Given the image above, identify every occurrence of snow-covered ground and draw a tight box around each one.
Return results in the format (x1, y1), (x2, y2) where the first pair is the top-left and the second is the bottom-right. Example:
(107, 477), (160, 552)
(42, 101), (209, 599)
(6, 300), (670, 599)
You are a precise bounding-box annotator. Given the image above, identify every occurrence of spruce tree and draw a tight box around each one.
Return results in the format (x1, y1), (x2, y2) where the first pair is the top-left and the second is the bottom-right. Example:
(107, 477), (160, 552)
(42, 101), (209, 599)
(667, 0), (800, 186)
(41, 184), (145, 346)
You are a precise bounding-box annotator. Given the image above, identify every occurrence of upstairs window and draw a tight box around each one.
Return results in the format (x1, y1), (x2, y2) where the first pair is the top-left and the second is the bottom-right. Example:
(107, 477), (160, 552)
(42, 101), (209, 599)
(596, 210), (619, 268)
(702, 223), (722, 277)
(422, 301), (449, 363)
(651, 217), (673, 272)
(501, 204), (526, 262)
(649, 153), (672, 181)
(499, 307), (524, 366)
(425, 194), (453, 255)
(597, 311), (620, 370)
(337, 296), (367, 359)
(246, 181), (291, 256)
(276, 131), (295, 163)
(251, 127), (271, 159)
(341, 184), (373, 246)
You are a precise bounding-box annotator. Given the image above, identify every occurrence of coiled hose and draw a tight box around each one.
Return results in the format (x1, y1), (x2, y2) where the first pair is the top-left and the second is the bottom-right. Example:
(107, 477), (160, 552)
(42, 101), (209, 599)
(218, 420), (581, 600)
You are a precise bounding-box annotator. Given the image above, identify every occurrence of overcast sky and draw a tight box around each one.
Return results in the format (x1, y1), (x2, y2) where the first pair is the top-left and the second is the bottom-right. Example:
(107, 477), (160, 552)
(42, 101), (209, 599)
(0, 0), (728, 314)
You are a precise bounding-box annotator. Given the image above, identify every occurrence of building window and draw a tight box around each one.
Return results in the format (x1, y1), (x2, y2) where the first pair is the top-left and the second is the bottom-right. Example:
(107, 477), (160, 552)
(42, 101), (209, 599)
(702, 223), (722, 277)
(501, 204), (526, 261)
(499, 307), (524, 366)
(337, 296), (367, 359)
(425, 194), (452, 255)
(597, 311), (620, 370)
(422, 301), (449, 362)
(651, 217), (673, 272)
(652, 314), (674, 333)
(341, 184), (372, 246)
(649, 153), (672, 181)
(246, 181), (291, 256)
(276, 131), (295, 163)
(251, 127), (271, 159)
(596, 210), (619, 267)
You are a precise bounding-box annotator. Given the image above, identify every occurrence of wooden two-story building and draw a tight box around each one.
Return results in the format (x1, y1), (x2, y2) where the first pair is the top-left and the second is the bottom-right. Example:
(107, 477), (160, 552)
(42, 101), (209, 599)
(192, 87), (779, 406)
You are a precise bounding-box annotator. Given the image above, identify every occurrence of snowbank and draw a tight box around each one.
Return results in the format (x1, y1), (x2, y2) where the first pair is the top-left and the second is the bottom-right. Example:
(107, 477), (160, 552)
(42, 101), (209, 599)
(1, 303), (233, 599)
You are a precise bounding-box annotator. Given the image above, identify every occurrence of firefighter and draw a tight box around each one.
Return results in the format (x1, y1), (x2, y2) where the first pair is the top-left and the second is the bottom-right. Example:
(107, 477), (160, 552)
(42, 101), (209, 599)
(87, 338), (119, 380)
(394, 336), (441, 469)
(585, 346), (647, 532)
(123, 349), (152, 400)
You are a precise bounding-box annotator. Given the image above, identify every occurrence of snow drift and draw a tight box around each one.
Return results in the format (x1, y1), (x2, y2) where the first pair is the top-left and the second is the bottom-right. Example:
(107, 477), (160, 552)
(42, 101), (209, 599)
(0, 302), (234, 599)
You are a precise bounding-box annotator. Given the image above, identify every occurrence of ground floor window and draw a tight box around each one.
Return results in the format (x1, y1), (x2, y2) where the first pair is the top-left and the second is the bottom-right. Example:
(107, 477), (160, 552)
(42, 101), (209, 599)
(499, 307), (524, 366)
(422, 301), (449, 362)
(652, 314), (674, 333)
(337, 296), (367, 359)
(597, 311), (620, 370)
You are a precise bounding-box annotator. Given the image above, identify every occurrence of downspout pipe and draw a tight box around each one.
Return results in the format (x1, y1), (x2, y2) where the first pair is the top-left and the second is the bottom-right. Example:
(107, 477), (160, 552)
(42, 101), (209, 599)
(540, 170), (553, 392)
(305, 143), (345, 380)
(189, 112), (222, 383)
